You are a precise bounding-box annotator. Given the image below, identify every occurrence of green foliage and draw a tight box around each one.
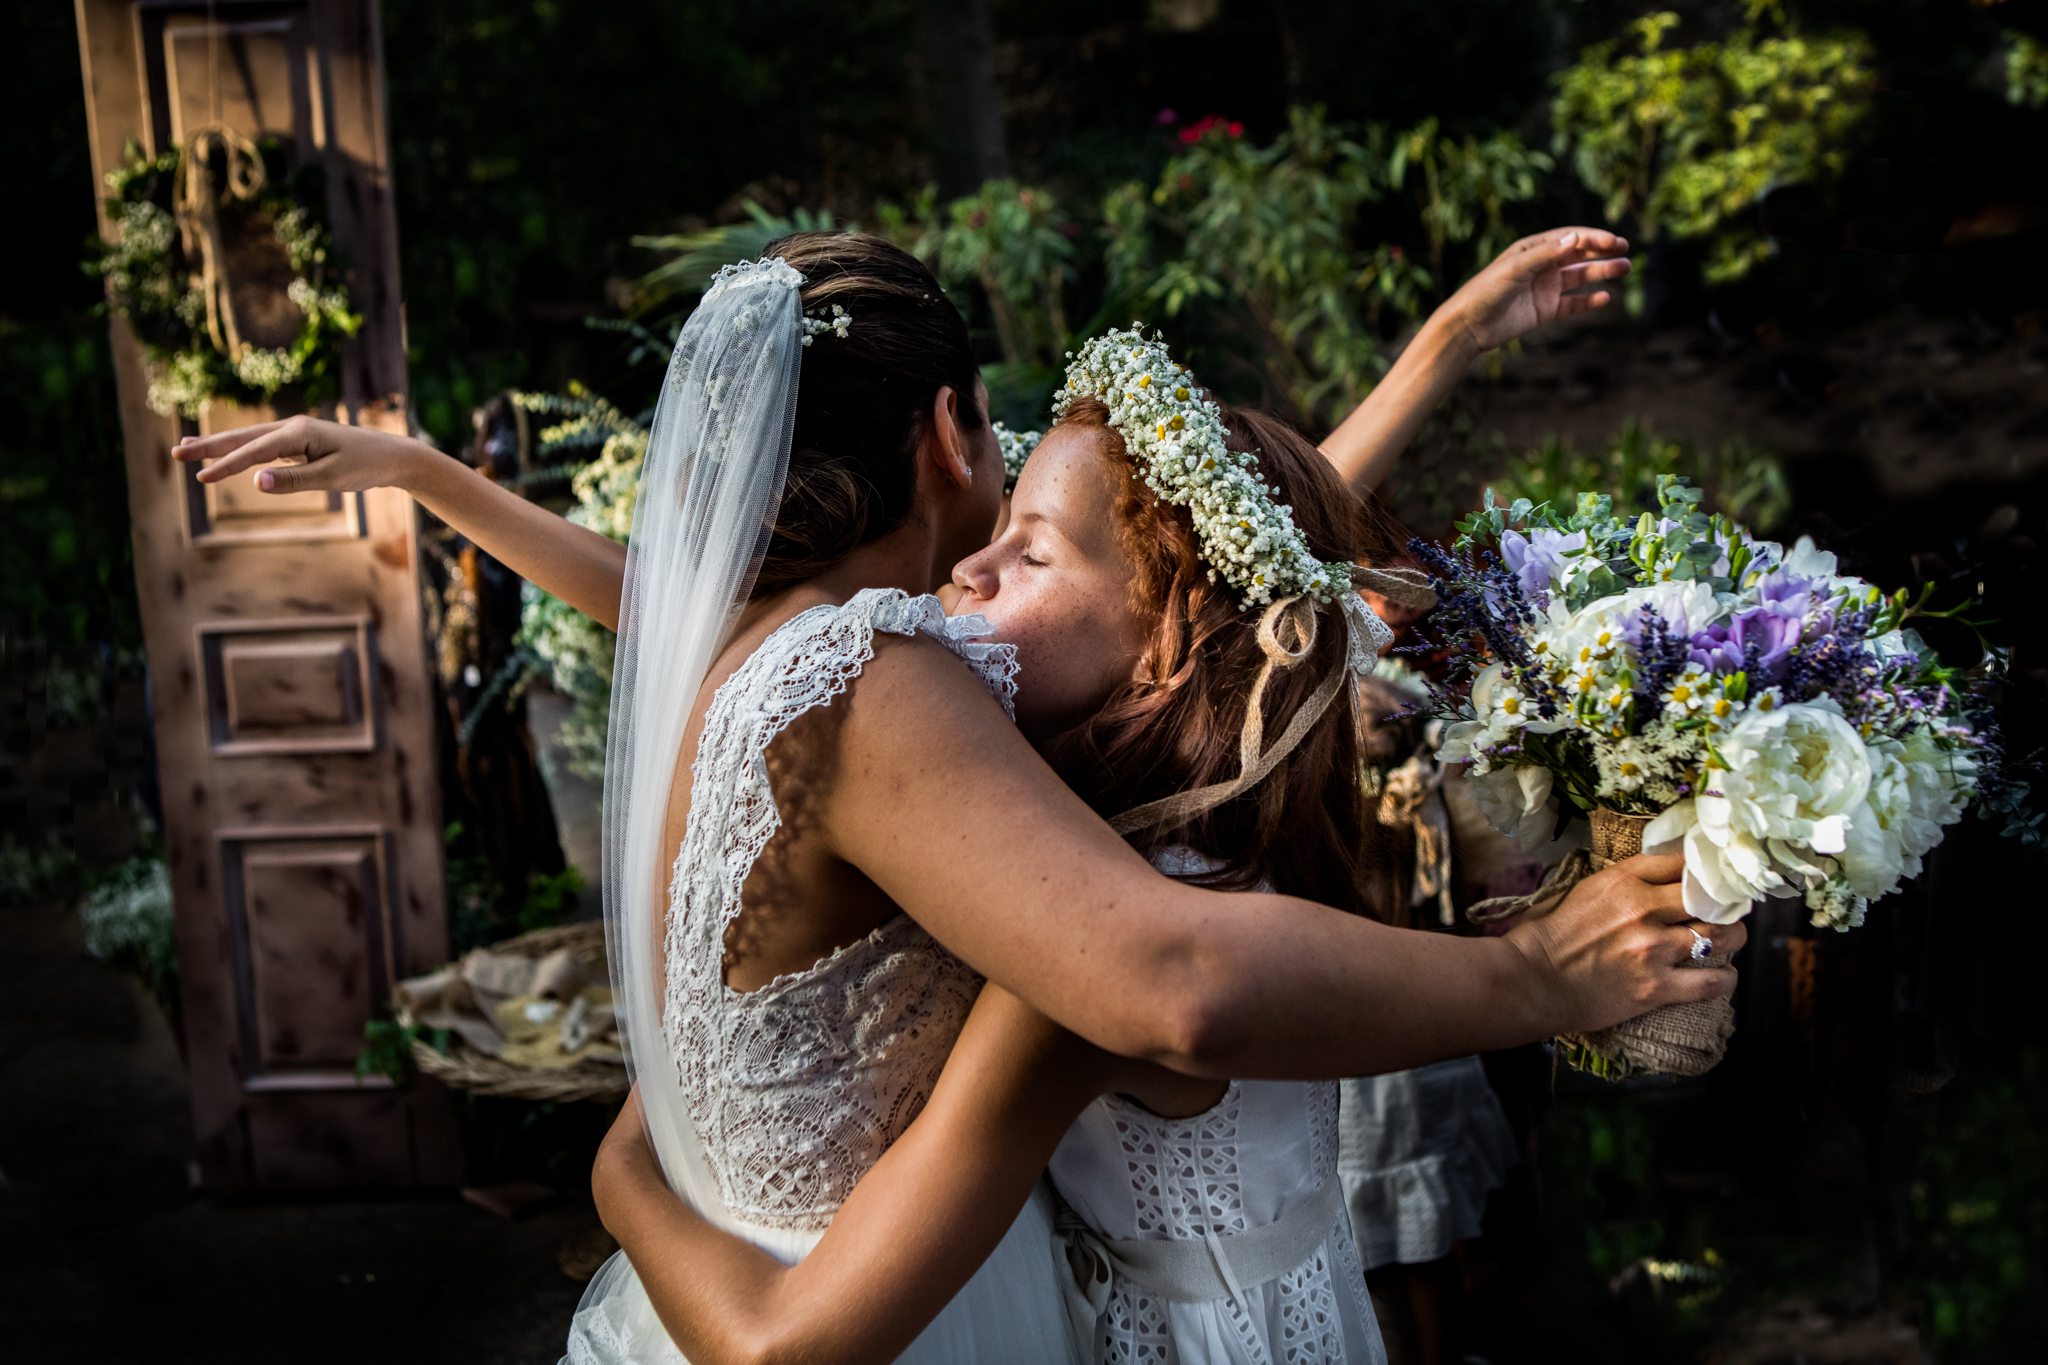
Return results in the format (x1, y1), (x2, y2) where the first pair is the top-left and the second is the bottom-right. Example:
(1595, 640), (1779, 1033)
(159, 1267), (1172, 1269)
(1102, 107), (1548, 427)
(1892, 1048), (2048, 1351)
(0, 841), (88, 908)
(632, 202), (853, 315)
(1975, 749), (2047, 858)
(1544, 1091), (1671, 1277)
(379, 0), (929, 446)
(2009, 33), (2048, 108)
(0, 318), (137, 647)
(444, 820), (505, 955)
(884, 180), (1076, 368)
(77, 855), (178, 1014)
(1553, 14), (1876, 285)
(1486, 420), (1791, 536)
(518, 866), (586, 934)
(357, 1016), (449, 1086)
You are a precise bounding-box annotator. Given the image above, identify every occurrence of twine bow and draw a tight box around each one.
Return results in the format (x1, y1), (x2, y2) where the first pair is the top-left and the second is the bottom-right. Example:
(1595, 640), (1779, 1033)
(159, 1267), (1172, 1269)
(1465, 848), (1598, 926)
(1348, 564), (1437, 611)
(174, 126), (268, 363)
(1109, 594), (1346, 838)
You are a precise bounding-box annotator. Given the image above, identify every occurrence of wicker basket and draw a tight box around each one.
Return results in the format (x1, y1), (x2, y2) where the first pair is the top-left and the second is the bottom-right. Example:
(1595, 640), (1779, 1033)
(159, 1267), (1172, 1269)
(397, 921), (628, 1103)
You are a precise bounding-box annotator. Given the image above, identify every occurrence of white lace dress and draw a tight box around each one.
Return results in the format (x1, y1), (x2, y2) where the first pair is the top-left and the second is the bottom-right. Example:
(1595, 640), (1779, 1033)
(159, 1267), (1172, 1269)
(567, 588), (1078, 1365)
(1046, 854), (1385, 1365)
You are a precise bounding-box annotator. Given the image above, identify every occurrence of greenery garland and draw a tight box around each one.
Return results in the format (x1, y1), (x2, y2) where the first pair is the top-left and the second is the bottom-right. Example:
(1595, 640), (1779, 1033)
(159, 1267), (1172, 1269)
(86, 135), (361, 418)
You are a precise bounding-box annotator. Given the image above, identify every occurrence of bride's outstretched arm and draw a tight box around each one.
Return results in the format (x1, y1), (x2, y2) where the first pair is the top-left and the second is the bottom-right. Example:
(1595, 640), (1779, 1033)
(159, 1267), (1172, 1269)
(168, 418), (628, 627)
(826, 636), (1745, 1081)
(593, 988), (1113, 1365)
(1319, 227), (1632, 495)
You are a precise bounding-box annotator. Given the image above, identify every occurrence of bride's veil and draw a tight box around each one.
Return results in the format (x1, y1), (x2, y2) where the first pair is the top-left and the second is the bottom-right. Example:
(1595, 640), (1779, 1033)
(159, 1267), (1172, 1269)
(602, 257), (805, 1229)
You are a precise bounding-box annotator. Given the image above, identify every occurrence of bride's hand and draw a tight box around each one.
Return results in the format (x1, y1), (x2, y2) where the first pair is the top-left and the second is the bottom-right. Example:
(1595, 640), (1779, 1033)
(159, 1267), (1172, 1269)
(1505, 853), (1746, 1034)
(1444, 227), (1633, 355)
(172, 414), (436, 496)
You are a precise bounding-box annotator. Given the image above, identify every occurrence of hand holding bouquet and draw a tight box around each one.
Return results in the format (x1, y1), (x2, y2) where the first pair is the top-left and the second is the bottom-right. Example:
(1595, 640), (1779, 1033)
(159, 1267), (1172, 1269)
(1412, 478), (1997, 1072)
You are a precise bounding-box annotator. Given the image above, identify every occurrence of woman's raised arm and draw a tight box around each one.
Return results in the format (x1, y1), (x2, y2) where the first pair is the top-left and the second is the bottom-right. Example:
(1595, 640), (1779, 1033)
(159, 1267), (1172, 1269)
(1319, 227), (1632, 495)
(172, 416), (628, 628)
(824, 635), (1744, 1080)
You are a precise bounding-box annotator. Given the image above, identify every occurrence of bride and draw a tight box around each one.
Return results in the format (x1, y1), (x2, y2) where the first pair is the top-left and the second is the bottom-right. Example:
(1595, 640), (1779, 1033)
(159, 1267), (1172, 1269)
(176, 231), (1736, 1362)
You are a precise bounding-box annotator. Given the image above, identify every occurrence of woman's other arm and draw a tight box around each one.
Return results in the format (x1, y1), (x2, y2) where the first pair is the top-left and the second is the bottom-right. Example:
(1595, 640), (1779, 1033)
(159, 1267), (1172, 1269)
(826, 636), (1744, 1081)
(1319, 228), (1633, 495)
(170, 417), (628, 627)
(594, 988), (1110, 1365)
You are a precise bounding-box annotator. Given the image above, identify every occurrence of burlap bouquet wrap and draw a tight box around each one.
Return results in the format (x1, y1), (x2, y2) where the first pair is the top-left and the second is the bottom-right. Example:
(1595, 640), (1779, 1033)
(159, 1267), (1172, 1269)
(1558, 810), (1735, 1079)
(1474, 809), (1735, 1079)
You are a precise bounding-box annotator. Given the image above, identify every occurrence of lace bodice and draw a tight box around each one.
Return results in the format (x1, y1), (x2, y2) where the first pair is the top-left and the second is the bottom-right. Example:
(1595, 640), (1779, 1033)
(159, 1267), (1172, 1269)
(661, 588), (1018, 1231)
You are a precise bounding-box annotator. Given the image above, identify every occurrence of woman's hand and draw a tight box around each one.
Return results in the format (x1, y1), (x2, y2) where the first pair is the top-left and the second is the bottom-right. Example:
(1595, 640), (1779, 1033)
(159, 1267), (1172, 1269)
(1443, 227), (1633, 356)
(1319, 226), (1632, 493)
(174, 414), (434, 495)
(176, 412), (630, 627)
(1504, 853), (1747, 1035)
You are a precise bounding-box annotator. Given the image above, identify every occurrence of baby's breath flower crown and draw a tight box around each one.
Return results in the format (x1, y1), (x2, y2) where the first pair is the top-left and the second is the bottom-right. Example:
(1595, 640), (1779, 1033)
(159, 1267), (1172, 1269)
(1055, 327), (1351, 608)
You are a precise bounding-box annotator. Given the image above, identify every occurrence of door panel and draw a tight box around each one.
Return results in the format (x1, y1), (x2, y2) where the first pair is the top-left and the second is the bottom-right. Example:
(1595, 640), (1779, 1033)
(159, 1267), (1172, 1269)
(76, 0), (458, 1189)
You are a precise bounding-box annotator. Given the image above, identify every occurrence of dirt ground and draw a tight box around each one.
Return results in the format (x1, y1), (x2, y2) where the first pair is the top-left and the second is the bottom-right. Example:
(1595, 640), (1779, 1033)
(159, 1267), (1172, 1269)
(0, 887), (595, 1364)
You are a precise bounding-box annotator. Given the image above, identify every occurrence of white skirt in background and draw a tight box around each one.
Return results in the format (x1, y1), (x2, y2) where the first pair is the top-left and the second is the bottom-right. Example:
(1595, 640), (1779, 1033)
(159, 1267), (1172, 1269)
(1335, 1057), (1517, 1271)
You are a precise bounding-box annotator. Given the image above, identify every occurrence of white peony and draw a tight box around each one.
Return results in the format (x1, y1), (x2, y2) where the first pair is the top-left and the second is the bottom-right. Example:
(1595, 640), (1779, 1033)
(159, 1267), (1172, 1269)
(1468, 763), (1561, 853)
(1648, 699), (1873, 923)
(1840, 727), (1976, 901)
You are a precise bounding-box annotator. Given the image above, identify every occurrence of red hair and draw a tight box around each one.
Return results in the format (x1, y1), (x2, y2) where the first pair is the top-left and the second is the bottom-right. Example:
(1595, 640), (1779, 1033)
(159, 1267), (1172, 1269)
(1046, 398), (1405, 915)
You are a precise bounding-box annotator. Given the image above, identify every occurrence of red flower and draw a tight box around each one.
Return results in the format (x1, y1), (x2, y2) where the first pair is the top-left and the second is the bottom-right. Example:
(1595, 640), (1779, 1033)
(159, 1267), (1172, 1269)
(1390, 244), (1405, 259)
(1227, 121), (1243, 138)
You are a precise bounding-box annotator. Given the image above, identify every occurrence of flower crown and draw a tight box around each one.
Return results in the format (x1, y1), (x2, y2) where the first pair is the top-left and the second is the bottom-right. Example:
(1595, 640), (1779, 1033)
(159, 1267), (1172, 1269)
(1054, 327), (1352, 608)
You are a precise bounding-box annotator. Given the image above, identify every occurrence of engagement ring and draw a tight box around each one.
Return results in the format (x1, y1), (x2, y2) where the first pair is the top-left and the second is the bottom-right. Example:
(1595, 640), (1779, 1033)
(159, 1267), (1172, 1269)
(1688, 928), (1713, 962)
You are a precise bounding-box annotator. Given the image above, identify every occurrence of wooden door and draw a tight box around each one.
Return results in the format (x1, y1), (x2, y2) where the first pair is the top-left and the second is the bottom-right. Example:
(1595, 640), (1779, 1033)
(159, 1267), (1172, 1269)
(75, 0), (458, 1189)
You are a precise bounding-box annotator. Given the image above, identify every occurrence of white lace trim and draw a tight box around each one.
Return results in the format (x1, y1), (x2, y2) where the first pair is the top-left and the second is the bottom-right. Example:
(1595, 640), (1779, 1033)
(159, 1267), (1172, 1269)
(658, 589), (1015, 1231)
(702, 255), (805, 300)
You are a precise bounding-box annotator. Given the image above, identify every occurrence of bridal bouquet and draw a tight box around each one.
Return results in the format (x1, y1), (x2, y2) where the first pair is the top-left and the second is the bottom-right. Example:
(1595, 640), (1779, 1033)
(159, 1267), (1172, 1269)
(1413, 476), (1993, 933)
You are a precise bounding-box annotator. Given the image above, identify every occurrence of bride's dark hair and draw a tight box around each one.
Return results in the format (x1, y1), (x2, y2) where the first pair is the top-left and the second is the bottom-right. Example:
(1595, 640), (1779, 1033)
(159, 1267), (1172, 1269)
(1047, 399), (1405, 916)
(750, 232), (985, 596)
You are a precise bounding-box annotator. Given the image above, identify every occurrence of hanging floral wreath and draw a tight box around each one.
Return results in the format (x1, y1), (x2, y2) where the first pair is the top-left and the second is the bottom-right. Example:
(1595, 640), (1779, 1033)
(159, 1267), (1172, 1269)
(87, 131), (361, 419)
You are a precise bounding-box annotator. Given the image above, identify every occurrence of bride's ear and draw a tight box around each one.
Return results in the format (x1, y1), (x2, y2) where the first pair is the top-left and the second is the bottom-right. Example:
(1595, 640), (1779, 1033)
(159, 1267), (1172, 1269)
(924, 385), (976, 490)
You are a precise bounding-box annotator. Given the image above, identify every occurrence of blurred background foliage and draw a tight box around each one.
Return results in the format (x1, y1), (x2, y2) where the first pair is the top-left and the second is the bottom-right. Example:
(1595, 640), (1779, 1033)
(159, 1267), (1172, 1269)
(6, 0), (2048, 1355)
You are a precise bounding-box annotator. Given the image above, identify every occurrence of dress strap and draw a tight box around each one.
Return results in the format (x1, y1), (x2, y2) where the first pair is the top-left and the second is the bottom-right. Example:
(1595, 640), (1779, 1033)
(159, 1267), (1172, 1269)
(864, 589), (1018, 720)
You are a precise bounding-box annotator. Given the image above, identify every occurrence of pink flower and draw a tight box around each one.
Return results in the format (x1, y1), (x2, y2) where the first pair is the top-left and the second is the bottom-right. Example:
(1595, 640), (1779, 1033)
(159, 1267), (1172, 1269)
(1157, 107), (1178, 125)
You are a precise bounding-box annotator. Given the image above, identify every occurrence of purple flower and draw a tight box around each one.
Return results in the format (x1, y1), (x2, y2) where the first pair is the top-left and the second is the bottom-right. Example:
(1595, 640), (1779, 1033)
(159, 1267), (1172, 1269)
(1692, 605), (1804, 681)
(1498, 527), (1585, 599)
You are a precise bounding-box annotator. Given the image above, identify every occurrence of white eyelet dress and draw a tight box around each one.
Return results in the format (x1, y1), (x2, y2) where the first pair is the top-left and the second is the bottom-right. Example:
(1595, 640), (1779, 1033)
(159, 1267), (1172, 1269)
(567, 588), (1079, 1365)
(1046, 853), (1386, 1365)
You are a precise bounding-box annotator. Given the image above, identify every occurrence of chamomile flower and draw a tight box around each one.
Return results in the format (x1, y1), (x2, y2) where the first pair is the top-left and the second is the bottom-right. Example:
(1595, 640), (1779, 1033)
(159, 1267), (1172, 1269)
(1662, 664), (1712, 719)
